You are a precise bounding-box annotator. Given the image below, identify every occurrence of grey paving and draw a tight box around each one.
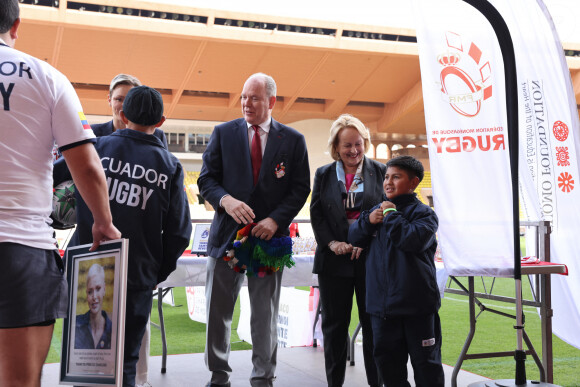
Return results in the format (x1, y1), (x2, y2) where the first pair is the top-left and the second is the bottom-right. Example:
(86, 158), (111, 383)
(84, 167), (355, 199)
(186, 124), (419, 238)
(41, 345), (490, 386)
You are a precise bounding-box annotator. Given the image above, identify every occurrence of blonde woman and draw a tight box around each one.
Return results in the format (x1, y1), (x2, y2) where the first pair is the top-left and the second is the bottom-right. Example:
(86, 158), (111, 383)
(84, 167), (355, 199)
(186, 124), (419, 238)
(310, 114), (384, 387)
(75, 264), (112, 350)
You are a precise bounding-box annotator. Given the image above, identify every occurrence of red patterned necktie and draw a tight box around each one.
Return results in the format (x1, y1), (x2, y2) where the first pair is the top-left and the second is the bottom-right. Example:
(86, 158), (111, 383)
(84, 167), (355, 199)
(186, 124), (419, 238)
(251, 125), (262, 185)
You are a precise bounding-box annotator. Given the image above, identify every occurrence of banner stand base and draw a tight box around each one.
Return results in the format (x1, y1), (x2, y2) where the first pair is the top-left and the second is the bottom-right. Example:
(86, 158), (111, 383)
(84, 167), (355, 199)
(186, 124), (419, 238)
(468, 380), (561, 387)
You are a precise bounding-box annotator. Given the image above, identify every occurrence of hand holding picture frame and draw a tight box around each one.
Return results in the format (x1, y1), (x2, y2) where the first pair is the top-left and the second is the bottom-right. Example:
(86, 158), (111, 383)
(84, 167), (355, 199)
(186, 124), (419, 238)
(60, 239), (128, 386)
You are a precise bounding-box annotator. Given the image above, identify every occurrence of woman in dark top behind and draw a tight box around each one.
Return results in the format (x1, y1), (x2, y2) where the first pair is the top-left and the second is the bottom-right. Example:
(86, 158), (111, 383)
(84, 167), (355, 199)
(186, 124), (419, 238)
(310, 114), (385, 387)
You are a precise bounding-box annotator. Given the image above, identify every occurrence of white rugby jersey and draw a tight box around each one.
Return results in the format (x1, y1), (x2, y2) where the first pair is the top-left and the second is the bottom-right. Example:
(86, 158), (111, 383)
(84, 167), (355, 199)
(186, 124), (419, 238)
(0, 42), (95, 249)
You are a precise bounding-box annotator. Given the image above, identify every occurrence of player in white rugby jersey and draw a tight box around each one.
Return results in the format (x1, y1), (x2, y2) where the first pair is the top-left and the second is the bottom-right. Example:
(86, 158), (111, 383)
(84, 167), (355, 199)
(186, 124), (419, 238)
(0, 1), (121, 385)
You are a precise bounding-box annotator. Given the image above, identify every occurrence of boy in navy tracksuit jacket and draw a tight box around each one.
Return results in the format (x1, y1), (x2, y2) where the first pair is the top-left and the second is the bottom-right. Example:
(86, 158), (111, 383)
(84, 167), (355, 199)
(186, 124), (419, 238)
(348, 155), (444, 387)
(55, 86), (192, 386)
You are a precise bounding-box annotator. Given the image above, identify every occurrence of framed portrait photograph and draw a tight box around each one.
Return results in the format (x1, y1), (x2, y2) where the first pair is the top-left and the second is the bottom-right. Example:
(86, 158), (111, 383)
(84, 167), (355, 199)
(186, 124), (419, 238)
(60, 239), (129, 386)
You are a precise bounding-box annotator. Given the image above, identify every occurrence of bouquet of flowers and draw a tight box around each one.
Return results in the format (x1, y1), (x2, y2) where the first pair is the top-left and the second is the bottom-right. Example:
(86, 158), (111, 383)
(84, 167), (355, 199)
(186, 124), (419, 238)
(223, 223), (295, 277)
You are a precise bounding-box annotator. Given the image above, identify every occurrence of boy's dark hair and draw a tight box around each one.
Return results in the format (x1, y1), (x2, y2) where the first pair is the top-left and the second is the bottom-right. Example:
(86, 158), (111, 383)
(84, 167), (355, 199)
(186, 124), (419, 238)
(122, 85), (164, 126)
(386, 155), (424, 183)
(0, 0), (19, 34)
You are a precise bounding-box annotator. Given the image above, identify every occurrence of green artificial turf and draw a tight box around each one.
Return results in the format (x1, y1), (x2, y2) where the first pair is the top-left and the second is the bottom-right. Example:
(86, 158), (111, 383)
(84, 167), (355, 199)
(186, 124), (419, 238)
(46, 281), (580, 386)
(441, 276), (580, 386)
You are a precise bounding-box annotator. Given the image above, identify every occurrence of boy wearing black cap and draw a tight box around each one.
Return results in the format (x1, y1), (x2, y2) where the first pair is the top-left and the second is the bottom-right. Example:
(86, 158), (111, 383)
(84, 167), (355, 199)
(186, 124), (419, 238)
(55, 86), (192, 386)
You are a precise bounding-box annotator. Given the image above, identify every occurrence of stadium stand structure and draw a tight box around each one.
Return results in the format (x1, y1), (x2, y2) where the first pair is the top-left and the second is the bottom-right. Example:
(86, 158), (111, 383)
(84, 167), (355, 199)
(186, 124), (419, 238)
(184, 171), (200, 204)
(415, 171), (432, 205)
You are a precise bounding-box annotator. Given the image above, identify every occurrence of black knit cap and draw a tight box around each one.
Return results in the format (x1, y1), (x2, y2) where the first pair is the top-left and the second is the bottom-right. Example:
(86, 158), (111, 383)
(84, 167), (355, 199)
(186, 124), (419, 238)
(122, 86), (164, 126)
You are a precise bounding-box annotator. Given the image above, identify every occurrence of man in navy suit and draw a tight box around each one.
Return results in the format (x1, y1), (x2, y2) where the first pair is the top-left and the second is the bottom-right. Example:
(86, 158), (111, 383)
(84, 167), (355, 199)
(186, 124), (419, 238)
(198, 73), (310, 387)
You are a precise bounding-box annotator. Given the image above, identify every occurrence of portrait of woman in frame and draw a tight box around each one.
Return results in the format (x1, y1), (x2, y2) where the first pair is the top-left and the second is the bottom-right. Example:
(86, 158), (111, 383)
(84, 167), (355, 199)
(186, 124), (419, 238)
(60, 239), (128, 387)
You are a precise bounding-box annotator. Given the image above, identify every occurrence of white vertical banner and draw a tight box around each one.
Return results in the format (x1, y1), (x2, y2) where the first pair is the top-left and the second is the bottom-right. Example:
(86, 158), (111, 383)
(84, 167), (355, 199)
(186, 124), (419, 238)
(413, 0), (580, 349)
(412, 0), (515, 277)
(486, 0), (580, 349)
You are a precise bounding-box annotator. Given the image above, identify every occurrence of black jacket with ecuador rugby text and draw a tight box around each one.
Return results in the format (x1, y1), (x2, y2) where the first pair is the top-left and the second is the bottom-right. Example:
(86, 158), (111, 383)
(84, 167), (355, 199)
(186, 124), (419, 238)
(348, 193), (440, 317)
(54, 129), (192, 289)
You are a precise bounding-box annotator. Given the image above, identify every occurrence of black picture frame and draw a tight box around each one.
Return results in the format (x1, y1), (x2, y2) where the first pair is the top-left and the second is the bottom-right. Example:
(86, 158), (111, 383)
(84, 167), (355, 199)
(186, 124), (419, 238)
(60, 239), (128, 386)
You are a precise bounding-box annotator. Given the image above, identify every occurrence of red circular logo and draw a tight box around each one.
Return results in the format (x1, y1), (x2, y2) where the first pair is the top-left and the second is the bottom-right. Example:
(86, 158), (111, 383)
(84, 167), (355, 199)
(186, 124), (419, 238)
(553, 120), (569, 142)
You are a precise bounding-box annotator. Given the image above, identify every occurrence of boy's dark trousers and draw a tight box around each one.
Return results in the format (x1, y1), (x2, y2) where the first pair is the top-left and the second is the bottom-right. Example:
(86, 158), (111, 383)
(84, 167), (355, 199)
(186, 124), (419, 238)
(370, 312), (444, 387)
(123, 288), (153, 387)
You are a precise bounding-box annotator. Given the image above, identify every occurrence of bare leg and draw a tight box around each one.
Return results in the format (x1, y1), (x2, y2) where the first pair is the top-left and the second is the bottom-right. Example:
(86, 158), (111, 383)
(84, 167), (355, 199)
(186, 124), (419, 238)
(0, 324), (54, 387)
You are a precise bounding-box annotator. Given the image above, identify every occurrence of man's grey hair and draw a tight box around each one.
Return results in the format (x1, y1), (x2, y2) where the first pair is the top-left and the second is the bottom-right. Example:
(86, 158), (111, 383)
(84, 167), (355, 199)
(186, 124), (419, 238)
(247, 72), (277, 99)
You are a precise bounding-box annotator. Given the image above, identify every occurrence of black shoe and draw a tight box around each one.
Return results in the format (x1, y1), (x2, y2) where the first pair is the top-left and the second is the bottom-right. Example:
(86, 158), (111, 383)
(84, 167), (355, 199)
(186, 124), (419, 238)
(205, 382), (231, 387)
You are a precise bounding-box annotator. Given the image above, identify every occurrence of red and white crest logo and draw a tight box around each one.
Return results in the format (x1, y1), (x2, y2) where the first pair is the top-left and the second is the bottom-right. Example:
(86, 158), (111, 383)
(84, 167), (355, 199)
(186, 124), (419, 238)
(437, 31), (493, 117)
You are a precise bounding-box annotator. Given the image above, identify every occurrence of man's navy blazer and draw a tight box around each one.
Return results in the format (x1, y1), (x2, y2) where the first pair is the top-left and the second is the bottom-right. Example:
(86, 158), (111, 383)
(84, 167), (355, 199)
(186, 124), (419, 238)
(198, 118), (311, 259)
(91, 120), (168, 148)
